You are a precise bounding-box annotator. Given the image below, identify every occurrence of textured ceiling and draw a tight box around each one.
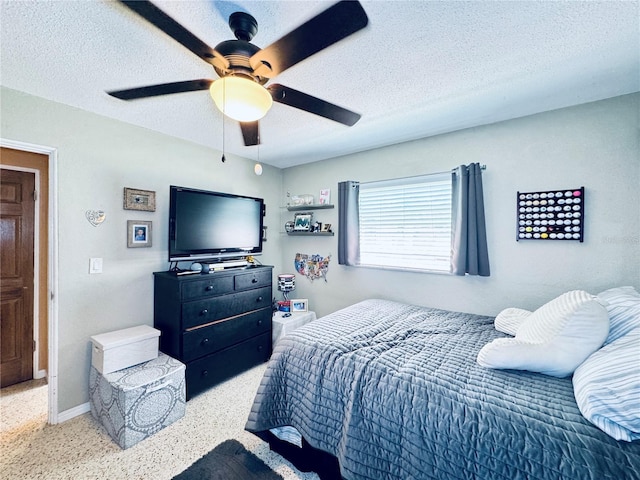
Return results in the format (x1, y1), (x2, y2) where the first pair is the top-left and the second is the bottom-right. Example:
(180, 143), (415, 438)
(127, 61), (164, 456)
(1, 1), (638, 168)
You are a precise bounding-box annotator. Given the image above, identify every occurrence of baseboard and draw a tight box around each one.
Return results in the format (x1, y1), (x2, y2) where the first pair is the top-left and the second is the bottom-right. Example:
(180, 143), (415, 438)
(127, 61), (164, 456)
(57, 402), (90, 423)
(35, 369), (47, 380)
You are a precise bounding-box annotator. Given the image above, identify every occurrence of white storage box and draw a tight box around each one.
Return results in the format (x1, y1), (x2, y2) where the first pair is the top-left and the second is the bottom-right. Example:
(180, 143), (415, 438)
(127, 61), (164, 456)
(89, 353), (186, 449)
(90, 325), (160, 374)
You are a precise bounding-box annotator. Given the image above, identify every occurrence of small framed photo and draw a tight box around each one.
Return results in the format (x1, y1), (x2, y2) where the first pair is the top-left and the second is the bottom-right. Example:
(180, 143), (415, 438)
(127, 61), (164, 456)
(291, 299), (309, 312)
(321, 223), (332, 232)
(127, 220), (152, 248)
(123, 188), (156, 211)
(293, 213), (312, 231)
(319, 188), (331, 205)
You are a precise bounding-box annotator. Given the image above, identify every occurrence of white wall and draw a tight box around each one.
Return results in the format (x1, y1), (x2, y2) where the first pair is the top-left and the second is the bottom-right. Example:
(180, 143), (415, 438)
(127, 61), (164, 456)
(280, 94), (640, 318)
(1, 87), (284, 412)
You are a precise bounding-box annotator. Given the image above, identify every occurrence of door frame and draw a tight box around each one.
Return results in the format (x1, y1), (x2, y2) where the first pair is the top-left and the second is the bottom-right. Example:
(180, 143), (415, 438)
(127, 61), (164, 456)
(1, 138), (59, 424)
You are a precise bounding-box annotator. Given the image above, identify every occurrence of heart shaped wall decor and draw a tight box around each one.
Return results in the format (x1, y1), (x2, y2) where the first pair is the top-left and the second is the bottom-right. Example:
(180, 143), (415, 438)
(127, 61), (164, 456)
(86, 210), (106, 227)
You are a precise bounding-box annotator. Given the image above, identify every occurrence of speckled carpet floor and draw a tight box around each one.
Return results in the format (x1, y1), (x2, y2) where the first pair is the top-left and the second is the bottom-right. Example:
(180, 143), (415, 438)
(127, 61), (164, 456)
(0, 365), (319, 480)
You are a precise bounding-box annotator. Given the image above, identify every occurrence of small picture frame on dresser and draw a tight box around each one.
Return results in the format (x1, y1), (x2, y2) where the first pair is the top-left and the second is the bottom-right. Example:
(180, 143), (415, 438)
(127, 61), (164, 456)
(291, 299), (309, 312)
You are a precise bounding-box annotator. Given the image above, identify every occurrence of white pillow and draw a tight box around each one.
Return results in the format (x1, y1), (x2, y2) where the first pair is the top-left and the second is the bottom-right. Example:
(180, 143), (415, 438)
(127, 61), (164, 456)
(573, 327), (640, 441)
(477, 290), (609, 378)
(494, 307), (531, 336)
(597, 286), (640, 345)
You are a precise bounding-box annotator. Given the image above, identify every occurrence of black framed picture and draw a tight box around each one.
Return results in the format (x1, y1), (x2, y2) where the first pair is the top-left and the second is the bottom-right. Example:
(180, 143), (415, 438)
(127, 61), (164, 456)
(293, 213), (312, 231)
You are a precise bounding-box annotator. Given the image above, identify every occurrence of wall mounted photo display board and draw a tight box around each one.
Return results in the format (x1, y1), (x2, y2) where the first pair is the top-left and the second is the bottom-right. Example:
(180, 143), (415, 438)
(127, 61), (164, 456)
(295, 253), (330, 282)
(517, 187), (584, 241)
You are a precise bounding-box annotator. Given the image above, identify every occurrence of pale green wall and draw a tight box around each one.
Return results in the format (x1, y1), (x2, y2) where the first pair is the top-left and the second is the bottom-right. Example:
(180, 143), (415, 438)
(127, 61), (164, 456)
(1, 87), (284, 413)
(281, 94), (640, 318)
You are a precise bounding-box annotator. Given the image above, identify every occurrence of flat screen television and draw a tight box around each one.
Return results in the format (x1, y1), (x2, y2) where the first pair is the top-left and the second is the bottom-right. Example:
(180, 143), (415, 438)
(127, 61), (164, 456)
(169, 186), (264, 263)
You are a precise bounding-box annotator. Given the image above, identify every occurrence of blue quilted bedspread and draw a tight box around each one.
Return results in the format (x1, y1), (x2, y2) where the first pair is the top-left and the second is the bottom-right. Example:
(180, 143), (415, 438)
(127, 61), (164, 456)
(246, 299), (640, 479)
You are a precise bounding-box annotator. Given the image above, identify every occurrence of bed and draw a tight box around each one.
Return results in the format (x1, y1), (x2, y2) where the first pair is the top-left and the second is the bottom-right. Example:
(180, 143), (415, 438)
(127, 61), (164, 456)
(245, 297), (640, 479)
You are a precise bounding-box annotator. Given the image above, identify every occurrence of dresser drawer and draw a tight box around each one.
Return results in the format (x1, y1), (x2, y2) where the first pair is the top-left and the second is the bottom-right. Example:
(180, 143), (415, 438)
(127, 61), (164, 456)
(185, 331), (271, 399)
(181, 276), (234, 301)
(182, 286), (272, 329)
(182, 308), (271, 362)
(234, 269), (272, 291)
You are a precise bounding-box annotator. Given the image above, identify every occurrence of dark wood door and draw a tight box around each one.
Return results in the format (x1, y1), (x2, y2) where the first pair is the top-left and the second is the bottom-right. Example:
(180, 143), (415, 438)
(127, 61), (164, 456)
(0, 169), (35, 387)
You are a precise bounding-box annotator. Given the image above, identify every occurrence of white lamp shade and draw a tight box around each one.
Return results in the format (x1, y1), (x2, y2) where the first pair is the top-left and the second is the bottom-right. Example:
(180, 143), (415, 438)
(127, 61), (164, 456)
(209, 76), (273, 122)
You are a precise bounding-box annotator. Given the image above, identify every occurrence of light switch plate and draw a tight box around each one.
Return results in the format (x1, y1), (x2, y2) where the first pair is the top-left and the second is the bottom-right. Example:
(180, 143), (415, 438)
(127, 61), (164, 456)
(89, 257), (103, 274)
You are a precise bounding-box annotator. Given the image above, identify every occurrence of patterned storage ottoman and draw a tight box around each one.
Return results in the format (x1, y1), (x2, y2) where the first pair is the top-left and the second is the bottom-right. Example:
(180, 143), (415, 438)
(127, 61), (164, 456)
(89, 353), (186, 449)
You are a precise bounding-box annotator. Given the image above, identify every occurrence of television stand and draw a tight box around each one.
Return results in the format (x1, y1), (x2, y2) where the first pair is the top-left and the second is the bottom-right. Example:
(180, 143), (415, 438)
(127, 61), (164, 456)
(153, 265), (273, 399)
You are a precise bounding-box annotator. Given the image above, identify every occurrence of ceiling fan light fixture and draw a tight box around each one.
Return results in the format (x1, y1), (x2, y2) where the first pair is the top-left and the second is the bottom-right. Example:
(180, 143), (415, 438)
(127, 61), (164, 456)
(210, 76), (273, 122)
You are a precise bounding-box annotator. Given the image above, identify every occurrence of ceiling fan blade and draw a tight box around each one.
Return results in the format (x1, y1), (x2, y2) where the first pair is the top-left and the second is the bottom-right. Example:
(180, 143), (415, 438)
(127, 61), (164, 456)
(268, 84), (361, 126)
(240, 121), (260, 146)
(250, 1), (368, 78)
(119, 0), (229, 71)
(107, 79), (213, 100)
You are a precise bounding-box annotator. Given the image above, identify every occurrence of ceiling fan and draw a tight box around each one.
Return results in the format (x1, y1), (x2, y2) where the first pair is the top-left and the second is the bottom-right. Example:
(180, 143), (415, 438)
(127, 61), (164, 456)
(106, 0), (369, 146)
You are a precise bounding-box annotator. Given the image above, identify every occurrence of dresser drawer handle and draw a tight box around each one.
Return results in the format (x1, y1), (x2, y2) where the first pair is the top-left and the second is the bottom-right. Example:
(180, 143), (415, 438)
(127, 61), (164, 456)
(257, 345), (263, 352)
(256, 296), (263, 302)
(206, 285), (214, 291)
(201, 338), (210, 346)
(202, 370), (209, 377)
(251, 278), (258, 283)
(200, 309), (208, 316)
(257, 320), (263, 326)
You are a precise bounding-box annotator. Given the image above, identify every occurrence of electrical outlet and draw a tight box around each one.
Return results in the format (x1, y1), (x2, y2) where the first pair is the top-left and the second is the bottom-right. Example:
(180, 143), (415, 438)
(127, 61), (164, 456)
(89, 257), (103, 274)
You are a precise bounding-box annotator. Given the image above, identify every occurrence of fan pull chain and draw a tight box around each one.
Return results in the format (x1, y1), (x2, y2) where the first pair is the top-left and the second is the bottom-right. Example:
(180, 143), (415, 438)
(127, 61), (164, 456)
(221, 77), (226, 163)
(221, 119), (226, 163)
(254, 143), (263, 175)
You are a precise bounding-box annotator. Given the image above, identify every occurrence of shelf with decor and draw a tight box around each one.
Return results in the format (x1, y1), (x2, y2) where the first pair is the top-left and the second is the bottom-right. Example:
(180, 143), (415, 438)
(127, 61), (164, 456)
(287, 204), (334, 211)
(287, 231), (334, 236)
(284, 208), (334, 236)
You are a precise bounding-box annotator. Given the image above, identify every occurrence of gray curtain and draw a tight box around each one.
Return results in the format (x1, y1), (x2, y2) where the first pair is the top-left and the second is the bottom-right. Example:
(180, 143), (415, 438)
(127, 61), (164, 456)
(338, 181), (360, 265)
(451, 163), (490, 276)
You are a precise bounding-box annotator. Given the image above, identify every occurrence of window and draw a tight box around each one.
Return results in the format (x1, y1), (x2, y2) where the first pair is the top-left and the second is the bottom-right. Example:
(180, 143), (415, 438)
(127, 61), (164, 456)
(358, 173), (452, 272)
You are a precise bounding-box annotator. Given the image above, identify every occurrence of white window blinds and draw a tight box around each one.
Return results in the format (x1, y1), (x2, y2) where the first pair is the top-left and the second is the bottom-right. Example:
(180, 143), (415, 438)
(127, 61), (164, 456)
(358, 173), (452, 272)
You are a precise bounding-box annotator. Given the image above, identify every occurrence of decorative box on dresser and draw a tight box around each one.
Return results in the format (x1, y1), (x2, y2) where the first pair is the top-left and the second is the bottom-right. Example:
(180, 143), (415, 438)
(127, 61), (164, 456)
(153, 265), (273, 399)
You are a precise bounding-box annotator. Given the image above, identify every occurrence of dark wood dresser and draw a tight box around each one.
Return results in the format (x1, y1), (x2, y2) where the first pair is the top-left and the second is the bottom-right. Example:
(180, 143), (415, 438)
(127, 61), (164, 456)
(153, 265), (273, 399)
